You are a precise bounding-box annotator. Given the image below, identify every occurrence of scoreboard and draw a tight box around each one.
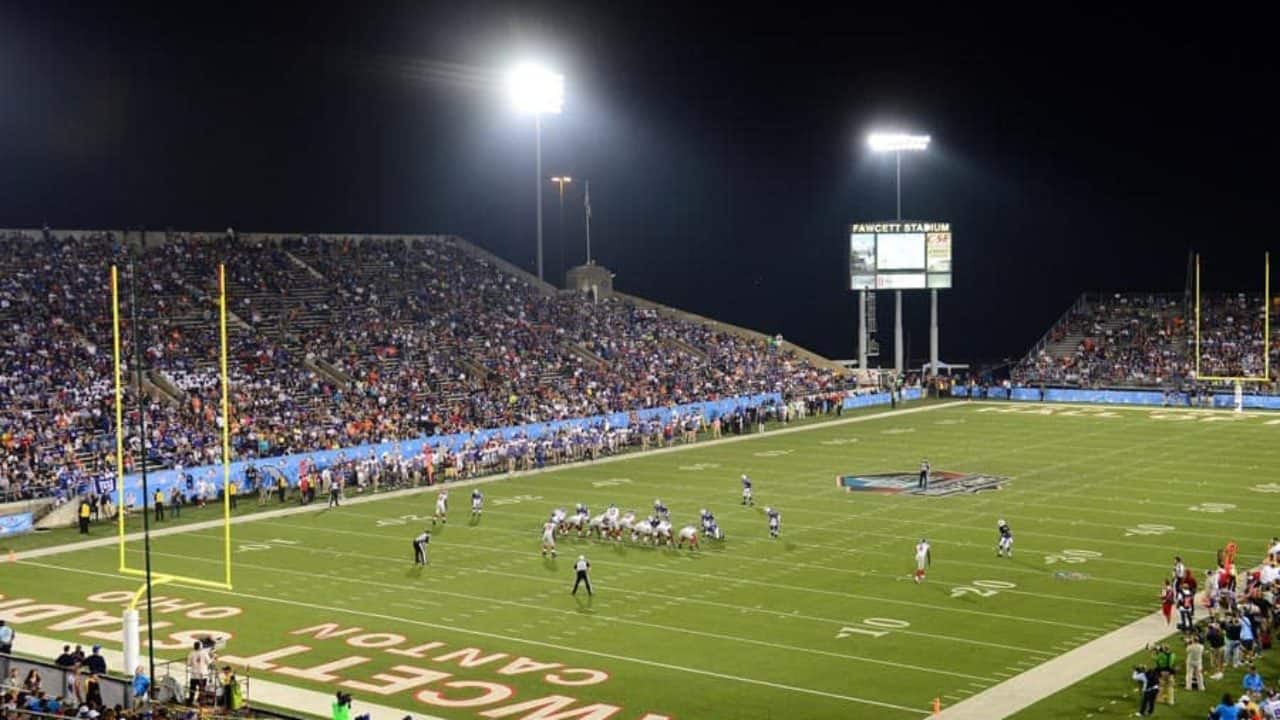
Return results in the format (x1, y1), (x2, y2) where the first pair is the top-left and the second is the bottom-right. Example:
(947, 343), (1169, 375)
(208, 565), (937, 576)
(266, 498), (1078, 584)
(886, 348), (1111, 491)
(848, 221), (952, 290)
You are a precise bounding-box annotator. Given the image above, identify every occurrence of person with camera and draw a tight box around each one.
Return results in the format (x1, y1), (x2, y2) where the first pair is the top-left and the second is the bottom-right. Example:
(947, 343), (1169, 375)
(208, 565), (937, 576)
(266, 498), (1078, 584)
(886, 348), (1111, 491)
(333, 690), (353, 720)
(1132, 663), (1160, 716)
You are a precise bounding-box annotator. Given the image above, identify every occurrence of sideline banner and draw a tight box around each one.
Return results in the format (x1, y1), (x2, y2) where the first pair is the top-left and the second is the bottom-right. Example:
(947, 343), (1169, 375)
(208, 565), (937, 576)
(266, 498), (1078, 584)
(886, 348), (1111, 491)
(108, 392), (784, 504)
(953, 385), (1280, 410)
(0, 512), (34, 537)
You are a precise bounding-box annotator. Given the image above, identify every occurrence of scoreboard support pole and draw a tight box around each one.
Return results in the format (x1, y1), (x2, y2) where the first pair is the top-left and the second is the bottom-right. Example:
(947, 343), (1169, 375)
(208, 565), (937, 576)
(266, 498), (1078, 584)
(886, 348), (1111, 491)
(929, 289), (939, 377)
(894, 290), (904, 373)
(857, 290), (868, 369)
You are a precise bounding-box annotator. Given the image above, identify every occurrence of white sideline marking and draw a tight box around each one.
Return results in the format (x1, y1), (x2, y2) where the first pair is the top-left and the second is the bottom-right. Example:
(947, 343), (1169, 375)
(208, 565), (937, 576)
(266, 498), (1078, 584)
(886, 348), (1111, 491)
(17, 560), (927, 715)
(17, 401), (961, 562)
(935, 609), (1174, 719)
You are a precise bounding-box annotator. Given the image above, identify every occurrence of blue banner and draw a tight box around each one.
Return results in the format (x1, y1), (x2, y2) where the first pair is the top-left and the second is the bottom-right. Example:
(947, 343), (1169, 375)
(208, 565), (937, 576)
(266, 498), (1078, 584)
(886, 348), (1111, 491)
(108, 393), (785, 505)
(955, 385), (1280, 410)
(0, 512), (34, 537)
(840, 387), (922, 410)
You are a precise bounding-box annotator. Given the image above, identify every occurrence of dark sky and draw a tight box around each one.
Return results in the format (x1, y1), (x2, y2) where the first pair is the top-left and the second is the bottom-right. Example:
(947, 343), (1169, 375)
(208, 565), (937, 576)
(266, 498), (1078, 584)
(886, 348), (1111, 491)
(1, 3), (1275, 365)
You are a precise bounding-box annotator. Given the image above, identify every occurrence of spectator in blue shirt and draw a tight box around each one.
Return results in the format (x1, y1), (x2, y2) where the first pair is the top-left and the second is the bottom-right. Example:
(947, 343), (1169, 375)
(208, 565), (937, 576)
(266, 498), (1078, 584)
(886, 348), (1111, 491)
(1214, 693), (1240, 720)
(1243, 665), (1264, 696)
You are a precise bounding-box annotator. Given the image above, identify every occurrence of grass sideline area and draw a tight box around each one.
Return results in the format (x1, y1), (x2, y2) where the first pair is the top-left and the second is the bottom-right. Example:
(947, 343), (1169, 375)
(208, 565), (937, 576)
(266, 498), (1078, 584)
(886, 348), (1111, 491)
(4, 399), (1276, 719)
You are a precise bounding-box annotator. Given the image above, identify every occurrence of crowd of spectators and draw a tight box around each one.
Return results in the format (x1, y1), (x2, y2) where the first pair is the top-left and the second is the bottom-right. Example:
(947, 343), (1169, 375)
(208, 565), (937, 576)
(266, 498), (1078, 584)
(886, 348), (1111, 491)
(1014, 293), (1278, 390)
(1, 231), (847, 500)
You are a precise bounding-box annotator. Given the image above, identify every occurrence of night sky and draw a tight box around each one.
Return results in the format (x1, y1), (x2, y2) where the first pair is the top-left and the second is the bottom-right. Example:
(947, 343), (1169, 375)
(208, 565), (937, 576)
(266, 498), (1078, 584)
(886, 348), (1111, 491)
(1, 4), (1275, 366)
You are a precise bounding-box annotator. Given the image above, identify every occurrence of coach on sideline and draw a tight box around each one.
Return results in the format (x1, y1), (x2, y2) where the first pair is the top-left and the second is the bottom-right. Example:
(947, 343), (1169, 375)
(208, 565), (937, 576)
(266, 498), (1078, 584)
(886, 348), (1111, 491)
(571, 555), (593, 596)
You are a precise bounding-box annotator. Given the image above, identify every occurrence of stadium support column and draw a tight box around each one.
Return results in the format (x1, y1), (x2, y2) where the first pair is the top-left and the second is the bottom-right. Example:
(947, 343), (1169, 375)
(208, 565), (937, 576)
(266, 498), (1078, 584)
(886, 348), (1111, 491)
(894, 290), (903, 373)
(858, 290), (868, 369)
(929, 289), (939, 377)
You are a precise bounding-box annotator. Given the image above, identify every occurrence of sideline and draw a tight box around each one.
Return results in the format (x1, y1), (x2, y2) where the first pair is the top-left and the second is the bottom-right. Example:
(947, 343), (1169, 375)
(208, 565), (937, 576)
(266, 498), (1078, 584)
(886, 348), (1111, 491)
(971, 398), (1280, 418)
(935, 609), (1172, 719)
(14, 400), (960, 562)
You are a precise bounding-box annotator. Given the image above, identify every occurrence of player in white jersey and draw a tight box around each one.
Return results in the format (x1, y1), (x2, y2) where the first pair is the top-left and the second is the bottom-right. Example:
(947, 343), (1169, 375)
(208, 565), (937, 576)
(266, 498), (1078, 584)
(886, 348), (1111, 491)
(606, 504), (620, 523)
(471, 489), (484, 517)
(588, 512), (609, 538)
(677, 525), (700, 550)
(655, 519), (673, 545)
(541, 521), (558, 557)
(997, 519), (1013, 557)
(550, 507), (567, 533)
(562, 512), (587, 537)
(632, 516), (657, 544)
(766, 507), (780, 538)
(741, 475), (754, 506)
(914, 539), (931, 583)
(432, 490), (448, 525)
(618, 510), (637, 536)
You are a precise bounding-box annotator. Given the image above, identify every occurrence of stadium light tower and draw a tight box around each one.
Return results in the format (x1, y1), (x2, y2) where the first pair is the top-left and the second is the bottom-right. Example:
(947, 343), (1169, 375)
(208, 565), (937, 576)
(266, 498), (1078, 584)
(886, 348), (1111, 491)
(549, 176), (572, 282)
(508, 62), (564, 283)
(868, 131), (931, 375)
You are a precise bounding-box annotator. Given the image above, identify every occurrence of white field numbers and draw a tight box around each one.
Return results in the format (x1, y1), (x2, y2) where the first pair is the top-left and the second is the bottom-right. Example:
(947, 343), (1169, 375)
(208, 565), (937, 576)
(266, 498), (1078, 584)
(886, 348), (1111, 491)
(1124, 524), (1175, 537)
(836, 617), (911, 639)
(591, 478), (632, 488)
(1188, 503), (1236, 513)
(951, 579), (1016, 599)
(1044, 549), (1102, 565)
(237, 538), (301, 553)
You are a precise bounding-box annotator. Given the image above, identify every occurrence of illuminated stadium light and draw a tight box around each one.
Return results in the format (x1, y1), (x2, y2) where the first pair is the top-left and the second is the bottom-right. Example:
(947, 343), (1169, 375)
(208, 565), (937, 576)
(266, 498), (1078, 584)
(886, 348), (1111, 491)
(508, 63), (564, 115)
(867, 132), (931, 153)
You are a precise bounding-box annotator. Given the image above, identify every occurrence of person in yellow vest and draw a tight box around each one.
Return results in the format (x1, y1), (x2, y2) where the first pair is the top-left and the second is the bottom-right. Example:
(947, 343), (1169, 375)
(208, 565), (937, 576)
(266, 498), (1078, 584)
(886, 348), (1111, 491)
(228, 481), (239, 510)
(78, 499), (92, 534)
(153, 489), (165, 522)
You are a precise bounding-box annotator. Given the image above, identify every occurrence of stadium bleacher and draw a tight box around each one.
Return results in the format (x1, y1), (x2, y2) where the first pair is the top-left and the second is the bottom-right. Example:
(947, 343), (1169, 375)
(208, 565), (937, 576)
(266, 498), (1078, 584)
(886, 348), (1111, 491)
(0, 230), (846, 501)
(1013, 292), (1278, 389)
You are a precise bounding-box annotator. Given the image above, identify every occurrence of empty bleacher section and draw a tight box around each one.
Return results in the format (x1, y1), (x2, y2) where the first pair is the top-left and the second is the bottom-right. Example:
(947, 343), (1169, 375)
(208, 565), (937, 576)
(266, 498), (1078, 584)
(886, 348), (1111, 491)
(1014, 291), (1277, 389)
(1, 229), (848, 500)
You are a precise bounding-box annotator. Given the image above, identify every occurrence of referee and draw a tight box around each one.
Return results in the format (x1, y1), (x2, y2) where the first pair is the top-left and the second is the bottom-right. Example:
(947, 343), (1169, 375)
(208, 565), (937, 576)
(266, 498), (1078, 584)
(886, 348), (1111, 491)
(918, 458), (930, 491)
(413, 529), (431, 565)
(571, 555), (592, 596)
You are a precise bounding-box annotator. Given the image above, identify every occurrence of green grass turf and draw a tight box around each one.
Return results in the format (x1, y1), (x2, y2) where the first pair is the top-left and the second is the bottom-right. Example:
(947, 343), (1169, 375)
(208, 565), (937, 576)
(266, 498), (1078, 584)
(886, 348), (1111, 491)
(4, 400), (1278, 719)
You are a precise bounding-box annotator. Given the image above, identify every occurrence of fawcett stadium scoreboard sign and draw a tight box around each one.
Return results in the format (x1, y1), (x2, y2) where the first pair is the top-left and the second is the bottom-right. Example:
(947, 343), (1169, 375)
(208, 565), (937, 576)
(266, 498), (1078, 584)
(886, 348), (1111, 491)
(848, 221), (952, 291)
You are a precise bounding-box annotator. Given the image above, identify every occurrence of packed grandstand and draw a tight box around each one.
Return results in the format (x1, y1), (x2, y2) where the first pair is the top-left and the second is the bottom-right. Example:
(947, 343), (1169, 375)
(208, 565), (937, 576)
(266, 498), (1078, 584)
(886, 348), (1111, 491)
(0, 230), (849, 502)
(4, 230), (1276, 504)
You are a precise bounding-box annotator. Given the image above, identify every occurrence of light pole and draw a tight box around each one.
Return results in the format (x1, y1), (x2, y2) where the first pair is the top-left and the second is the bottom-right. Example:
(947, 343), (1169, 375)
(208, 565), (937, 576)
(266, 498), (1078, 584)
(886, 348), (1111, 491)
(549, 176), (572, 283)
(867, 131), (930, 376)
(508, 63), (564, 283)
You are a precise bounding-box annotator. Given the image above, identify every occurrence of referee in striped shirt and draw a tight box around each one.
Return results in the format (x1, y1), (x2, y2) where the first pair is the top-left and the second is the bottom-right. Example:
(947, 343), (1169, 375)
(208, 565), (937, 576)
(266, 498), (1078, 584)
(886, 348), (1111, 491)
(571, 555), (592, 595)
(413, 529), (431, 565)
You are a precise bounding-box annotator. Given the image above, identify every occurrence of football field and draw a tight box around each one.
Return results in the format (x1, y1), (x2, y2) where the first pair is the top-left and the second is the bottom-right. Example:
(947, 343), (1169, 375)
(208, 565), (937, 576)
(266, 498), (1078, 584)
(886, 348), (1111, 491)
(5, 400), (1279, 719)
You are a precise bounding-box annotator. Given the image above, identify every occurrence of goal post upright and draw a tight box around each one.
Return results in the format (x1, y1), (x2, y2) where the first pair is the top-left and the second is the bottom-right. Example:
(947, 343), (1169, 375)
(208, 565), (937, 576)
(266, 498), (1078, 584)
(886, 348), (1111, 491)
(111, 265), (127, 572)
(219, 263), (233, 589)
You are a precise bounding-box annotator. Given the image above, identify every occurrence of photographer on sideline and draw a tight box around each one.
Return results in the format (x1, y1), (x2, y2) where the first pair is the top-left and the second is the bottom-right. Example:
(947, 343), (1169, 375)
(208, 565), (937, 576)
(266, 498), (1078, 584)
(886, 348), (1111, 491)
(1132, 664), (1159, 716)
(333, 690), (353, 720)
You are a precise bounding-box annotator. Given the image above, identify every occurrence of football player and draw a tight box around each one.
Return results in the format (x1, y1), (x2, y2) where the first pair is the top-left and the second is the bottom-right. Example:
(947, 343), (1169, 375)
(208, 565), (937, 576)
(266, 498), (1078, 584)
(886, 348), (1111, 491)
(471, 489), (484, 517)
(541, 519), (558, 557)
(677, 525), (700, 550)
(741, 475), (754, 506)
(766, 507), (780, 539)
(431, 489), (448, 525)
(914, 538), (931, 583)
(997, 519), (1013, 557)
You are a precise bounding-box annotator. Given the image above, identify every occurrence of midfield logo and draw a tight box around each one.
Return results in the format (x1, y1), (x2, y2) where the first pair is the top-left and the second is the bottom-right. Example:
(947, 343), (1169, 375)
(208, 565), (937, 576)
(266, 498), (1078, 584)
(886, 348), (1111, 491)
(835, 470), (1006, 496)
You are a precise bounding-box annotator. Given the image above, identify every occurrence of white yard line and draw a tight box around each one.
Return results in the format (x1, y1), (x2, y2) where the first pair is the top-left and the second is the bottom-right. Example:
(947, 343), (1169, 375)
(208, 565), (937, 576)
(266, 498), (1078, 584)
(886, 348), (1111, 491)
(16, 400), (959, 562)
